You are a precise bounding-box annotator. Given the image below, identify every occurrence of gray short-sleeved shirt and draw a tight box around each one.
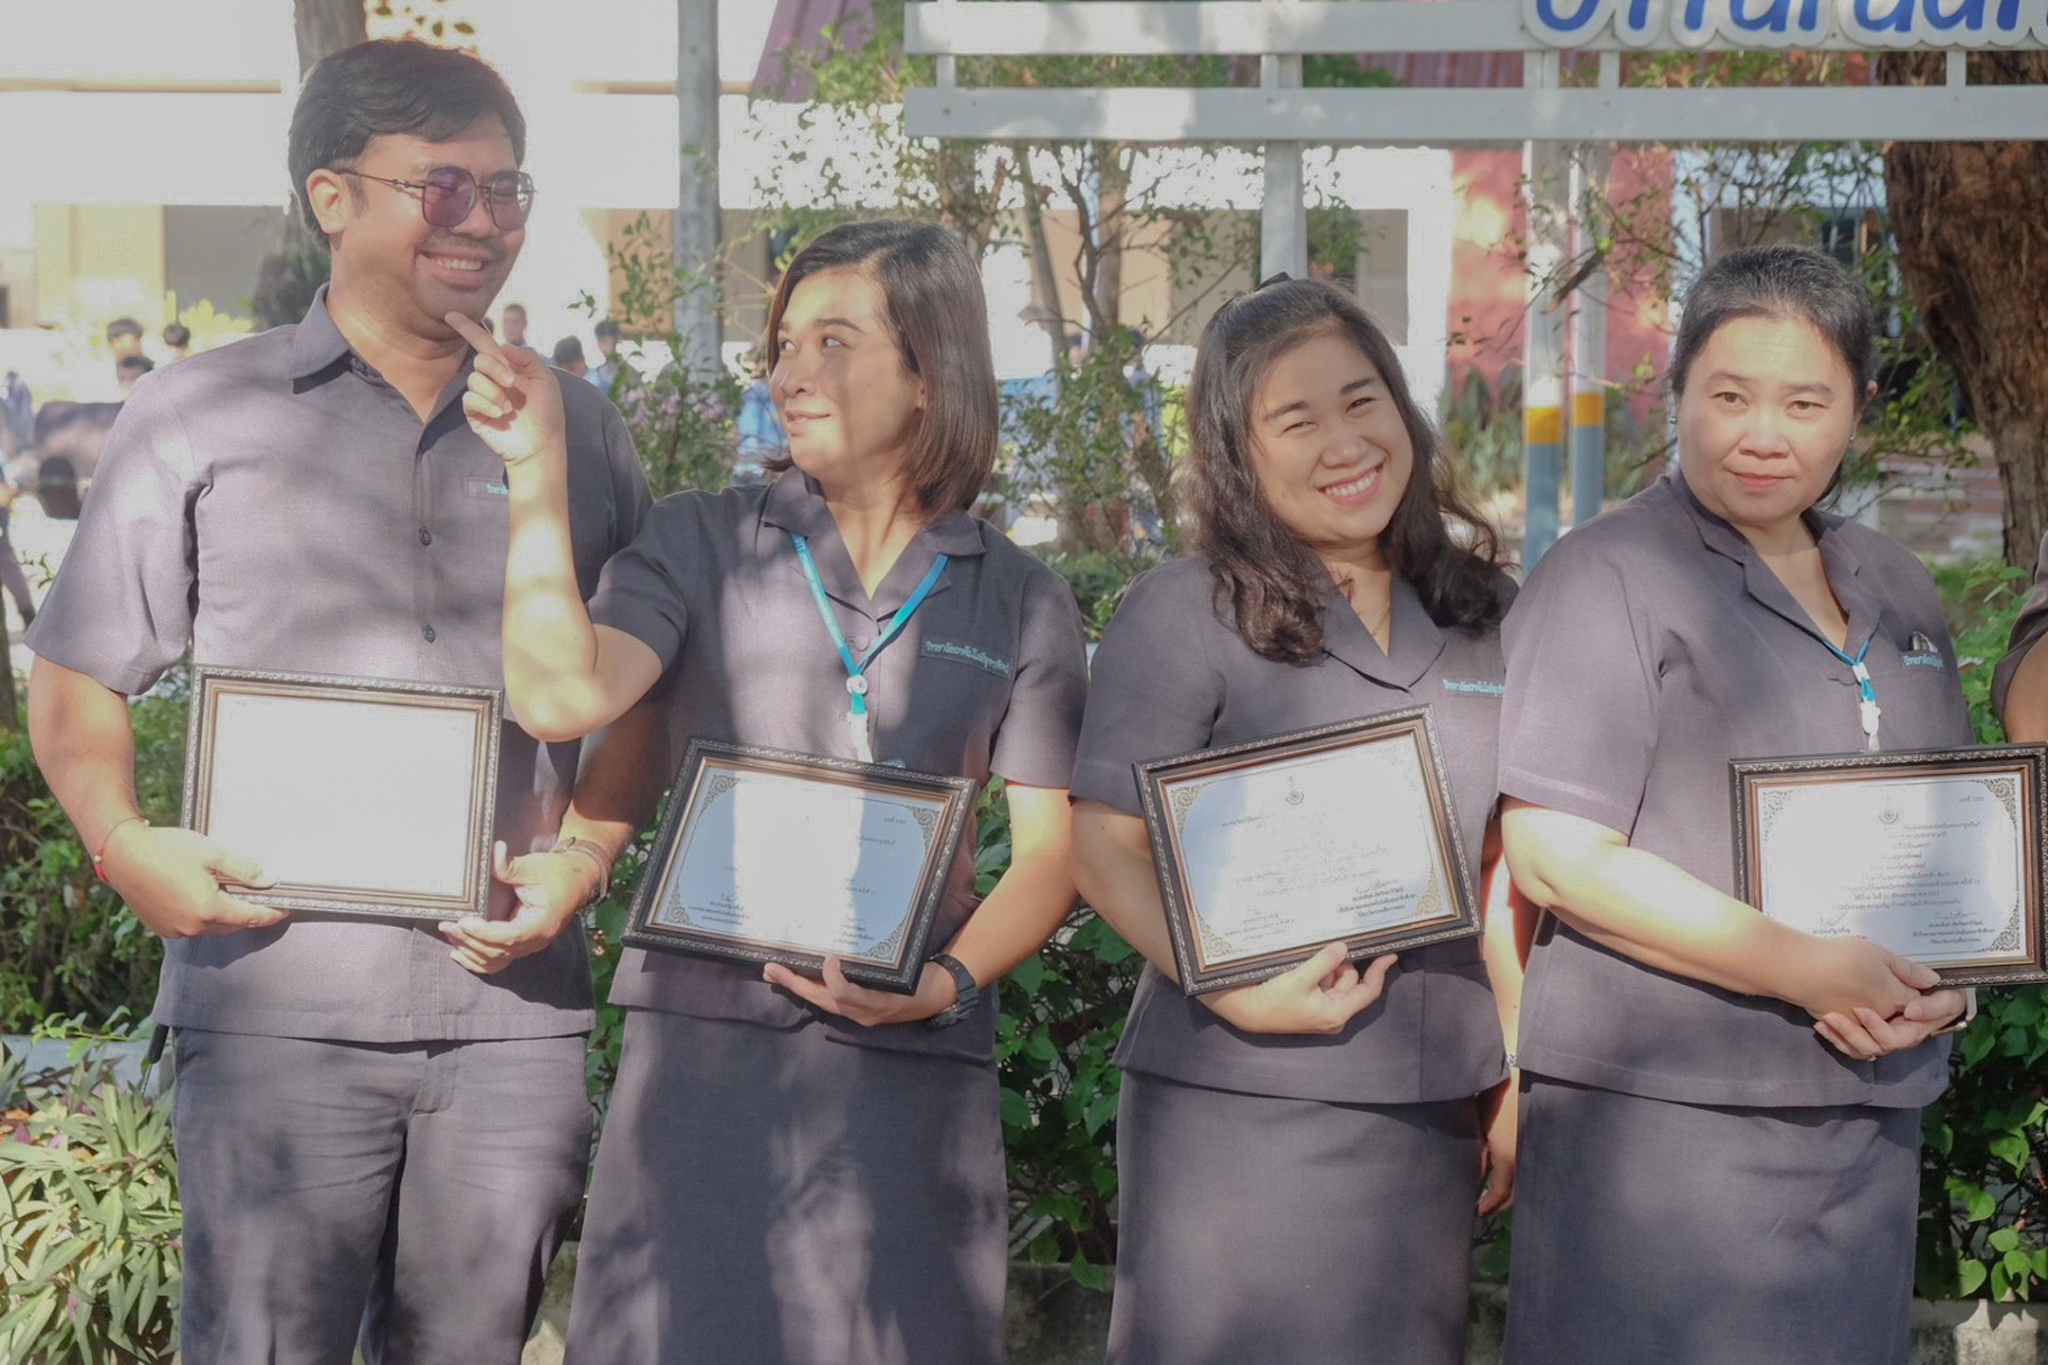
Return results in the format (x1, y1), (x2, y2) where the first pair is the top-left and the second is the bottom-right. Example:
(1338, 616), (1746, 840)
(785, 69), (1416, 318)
(1991, 531), (2048, 725)
(587, 471), (1089, 1061)
(1069, 556), (1511, 1105)
(27, 289), (651, 1043)
(1498, 471), (1968, 1109)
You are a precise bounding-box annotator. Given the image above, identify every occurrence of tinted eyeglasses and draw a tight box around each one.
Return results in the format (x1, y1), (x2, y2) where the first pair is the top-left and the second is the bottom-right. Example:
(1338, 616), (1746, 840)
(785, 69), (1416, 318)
(344, 166), (536, 231)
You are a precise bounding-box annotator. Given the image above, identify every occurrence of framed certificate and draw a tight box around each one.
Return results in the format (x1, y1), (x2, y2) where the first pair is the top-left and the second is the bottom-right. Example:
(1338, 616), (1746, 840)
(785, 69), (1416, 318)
(621, 741), (978, 994)
(1731, 744), (2048, 986)
(1136, 708), (1481, 996)
(182, 666), (503, 920)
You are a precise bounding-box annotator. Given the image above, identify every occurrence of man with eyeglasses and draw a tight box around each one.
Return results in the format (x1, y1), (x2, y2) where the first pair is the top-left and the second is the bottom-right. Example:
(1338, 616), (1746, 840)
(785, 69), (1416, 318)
(25, 39), (654, 1364)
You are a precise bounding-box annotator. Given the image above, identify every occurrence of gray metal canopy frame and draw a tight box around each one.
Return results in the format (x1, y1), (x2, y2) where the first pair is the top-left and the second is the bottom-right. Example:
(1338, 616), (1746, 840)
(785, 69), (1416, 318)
(900, 0), (2048, 563)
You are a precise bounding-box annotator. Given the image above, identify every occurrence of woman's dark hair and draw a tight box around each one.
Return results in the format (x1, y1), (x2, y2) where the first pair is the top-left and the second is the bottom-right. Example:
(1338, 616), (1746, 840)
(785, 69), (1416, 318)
(1186, 277), (1506, 663)
(1670, 244), (1876, 402)
(765, 220), (998, 514)
(288, 40), (526, 247)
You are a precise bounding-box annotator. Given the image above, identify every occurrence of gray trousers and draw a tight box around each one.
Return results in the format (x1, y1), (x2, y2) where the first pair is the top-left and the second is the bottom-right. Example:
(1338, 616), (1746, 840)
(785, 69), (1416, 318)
(171, 1029), (592, 1365)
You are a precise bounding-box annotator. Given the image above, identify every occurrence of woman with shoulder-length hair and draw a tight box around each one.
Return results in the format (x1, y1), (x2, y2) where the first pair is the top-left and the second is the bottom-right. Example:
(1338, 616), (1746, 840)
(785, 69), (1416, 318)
(1070, 275), (1528, 1364)
(1497, 243), (1973, 1365)
(449, 219), (1089, 1363)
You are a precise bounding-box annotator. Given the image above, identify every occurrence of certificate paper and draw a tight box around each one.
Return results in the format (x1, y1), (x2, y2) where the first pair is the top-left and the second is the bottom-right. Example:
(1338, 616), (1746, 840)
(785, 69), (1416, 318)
(1137, 709), (1480, 995)
(183, 668), (502, 919)
(1733, 746), (2048, 986)
(623, 742), (977, 993)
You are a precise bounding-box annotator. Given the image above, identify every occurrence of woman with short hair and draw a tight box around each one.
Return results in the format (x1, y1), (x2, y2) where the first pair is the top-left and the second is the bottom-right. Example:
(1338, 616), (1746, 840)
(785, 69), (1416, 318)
(1498, 244), (1972, 1365)
(456, 219), (1088, 1364)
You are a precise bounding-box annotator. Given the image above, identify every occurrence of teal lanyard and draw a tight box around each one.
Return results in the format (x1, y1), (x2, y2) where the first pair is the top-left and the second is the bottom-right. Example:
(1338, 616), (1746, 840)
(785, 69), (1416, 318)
(1819, 632), (1881, 752)
(791, 531), (949, 763)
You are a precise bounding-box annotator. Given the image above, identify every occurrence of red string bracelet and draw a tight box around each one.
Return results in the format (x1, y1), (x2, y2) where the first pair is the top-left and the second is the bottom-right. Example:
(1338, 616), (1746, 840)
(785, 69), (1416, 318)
(92, 816), (148, 884)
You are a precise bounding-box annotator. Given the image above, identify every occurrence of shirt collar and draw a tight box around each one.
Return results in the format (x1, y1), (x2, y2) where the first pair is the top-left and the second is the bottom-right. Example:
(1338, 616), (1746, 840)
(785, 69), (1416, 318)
(1318, 573), (1446, 690)
(761, 470), (987, 557)
(1666, 467), (1877, 653)
(760, 470), (987, 618)
(287, 285), (353, 381)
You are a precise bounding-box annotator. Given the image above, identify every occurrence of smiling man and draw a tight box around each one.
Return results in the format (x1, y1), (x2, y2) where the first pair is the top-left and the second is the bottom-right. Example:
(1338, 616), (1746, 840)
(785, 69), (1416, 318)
(24, 41), (652, 1364)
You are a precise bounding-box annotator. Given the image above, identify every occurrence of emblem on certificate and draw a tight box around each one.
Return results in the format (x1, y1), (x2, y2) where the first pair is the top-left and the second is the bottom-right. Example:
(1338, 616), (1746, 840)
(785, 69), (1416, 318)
(182, 666), (503, 920)
(622, 740), (977, 994)
(1731, 744), (2048, 986)
(1135, 708), (1481, 996)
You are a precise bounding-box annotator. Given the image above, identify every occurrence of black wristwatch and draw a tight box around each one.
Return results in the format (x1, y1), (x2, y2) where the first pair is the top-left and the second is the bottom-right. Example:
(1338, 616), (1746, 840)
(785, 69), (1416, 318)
(924, 953), (980, 1030)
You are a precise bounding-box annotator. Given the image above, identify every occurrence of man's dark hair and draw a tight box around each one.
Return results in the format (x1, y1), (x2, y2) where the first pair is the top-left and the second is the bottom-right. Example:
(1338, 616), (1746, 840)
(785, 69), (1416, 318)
(593, 319), (621, 342)
(551, 336), (585, 367)
(162, 323), (191, 349)
(287, 40), (527, 244)
(105, 317), (143, 343)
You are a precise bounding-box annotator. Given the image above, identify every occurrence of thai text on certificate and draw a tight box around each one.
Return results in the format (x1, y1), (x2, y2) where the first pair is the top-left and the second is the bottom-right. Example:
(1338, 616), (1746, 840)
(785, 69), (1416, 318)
(1755, 773), (2023, 965)
(657, 767), (944, 961)
(1172, 739), (1447, 964)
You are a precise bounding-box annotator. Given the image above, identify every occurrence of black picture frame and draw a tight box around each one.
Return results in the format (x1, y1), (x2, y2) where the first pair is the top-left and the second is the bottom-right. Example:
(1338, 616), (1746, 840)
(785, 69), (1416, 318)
(1731, 743), (2048, 987)
(183, 665), (502, 921)
(1136, 707), (1480, 996)
(622, 740), (978, 994)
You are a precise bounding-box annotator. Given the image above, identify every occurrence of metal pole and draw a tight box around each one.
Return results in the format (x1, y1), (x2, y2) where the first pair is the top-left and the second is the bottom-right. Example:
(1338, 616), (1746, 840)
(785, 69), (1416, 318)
(1259, 3), (1307, 282)
(675, 0), (722, 376)
(1521, 92), (1567, 563)
(1569, 146), (1611, 528)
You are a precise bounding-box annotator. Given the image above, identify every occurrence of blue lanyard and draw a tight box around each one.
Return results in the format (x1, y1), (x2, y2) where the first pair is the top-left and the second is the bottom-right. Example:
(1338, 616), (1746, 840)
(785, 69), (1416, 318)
(791, 531), (949, 761)
(1819, 633), (1881, 752)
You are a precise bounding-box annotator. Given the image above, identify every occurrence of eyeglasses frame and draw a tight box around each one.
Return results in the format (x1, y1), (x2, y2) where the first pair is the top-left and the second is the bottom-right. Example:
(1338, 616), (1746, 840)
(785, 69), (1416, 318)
(341, 166), (536, 232)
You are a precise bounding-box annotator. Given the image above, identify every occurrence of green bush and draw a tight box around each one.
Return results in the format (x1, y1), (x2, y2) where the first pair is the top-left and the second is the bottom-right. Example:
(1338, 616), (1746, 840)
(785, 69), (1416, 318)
(979, 780), (1141, 1289)
(0, 1049), (181, 1362)
(1918, 558), (2048, 1301)
(0, 688), (186, 1033)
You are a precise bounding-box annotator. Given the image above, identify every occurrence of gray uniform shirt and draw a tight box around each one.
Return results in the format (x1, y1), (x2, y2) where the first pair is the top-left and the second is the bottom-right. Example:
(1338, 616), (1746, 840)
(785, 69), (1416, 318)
(1499, 471), (1967, 1109)
(27, 289), (651, 1043)
(1069, 556), (1511, 1105)
(1991, 530), (2048, 724)
(587, 471), (1089, 1061)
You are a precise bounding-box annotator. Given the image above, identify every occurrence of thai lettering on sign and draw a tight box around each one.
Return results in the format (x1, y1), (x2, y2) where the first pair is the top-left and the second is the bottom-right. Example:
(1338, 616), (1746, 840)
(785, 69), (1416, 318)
(1523, 0), (2048, 49)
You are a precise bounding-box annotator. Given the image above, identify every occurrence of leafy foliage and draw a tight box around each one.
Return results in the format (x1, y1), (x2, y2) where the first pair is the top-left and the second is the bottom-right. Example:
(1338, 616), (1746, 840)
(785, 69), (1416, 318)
(0, 1054), (181, 1362)
(581, 214), (746, 500)
(1918, 559), (2048, 1302)
(977, 780), (1142, 1289)
(0, 689), (186, 1033)
(249, 237), (331, 332)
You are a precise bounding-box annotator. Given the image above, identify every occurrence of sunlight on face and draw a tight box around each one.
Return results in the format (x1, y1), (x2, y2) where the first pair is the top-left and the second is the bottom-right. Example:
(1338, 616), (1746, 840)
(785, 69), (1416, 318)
(1676, 314), (1861, 542)
(1245, 328), (1414, 568)
(771, 267), (925, 497)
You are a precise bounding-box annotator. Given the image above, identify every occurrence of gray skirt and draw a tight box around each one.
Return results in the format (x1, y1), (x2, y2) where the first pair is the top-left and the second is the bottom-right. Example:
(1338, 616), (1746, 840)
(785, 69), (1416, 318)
(564, 1009), (1007, 1365)
(1108, 1072), (1483, 1365)
(1505, 1077), (1921, 1365)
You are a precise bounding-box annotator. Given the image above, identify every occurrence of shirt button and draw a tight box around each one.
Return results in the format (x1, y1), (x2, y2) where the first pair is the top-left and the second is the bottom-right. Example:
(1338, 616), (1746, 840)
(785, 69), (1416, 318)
(418, 528), (433, 546)
(851, 634), (872, 651)
(422, 626), (437, 643)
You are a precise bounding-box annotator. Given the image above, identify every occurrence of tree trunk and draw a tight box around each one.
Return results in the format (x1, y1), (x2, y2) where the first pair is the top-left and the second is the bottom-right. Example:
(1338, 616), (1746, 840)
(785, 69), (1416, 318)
(1091, 148), (1129, 337)
(294, 0), (367, 77)
(0, 615), (16, 731)
(1879, 52), (2048, 569)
